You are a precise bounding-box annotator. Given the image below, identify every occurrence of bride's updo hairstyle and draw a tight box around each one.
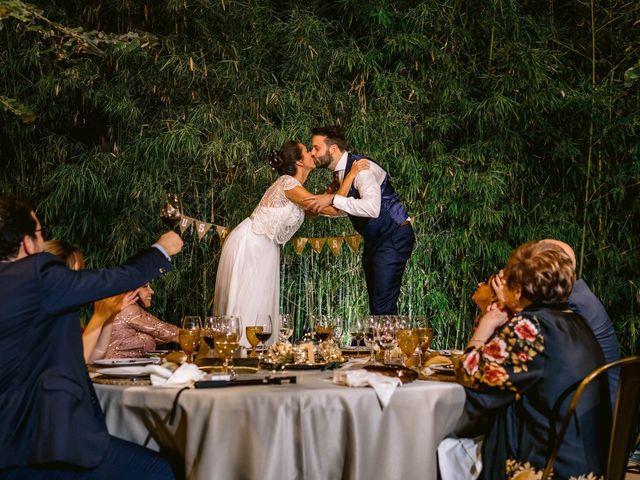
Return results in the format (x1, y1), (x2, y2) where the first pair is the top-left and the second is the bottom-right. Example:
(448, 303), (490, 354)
(269, 141), (301, 176)
(504, 240), (575, 304)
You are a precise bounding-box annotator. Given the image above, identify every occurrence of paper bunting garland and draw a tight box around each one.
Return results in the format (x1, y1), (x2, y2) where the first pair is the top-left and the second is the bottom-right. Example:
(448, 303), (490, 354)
(292, 237), (308, 255)
(173, 211), (361, 255)
(179, 216), (194, 234)
(326, 237), (344, 256)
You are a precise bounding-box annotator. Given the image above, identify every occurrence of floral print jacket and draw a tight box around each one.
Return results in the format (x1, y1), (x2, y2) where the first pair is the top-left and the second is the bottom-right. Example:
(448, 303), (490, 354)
(461, 304), (610, 480)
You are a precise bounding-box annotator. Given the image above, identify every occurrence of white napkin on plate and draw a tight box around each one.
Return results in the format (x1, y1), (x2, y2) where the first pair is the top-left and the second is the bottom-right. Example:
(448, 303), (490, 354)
(147, 363), (205, 387)
(332, 370), (402, 409)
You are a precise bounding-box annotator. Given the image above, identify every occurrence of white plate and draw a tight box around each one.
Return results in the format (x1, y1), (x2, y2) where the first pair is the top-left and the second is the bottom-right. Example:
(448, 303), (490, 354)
(96, 366), (151, 378)
(94, 358), (158, 366)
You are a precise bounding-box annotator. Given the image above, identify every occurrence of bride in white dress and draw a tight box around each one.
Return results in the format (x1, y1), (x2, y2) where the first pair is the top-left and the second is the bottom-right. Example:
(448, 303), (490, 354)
(213, 140), (368, 346)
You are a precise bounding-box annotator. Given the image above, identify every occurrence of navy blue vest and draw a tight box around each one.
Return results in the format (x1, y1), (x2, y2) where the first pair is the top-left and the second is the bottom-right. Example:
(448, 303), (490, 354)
(344, 153), (409, 243)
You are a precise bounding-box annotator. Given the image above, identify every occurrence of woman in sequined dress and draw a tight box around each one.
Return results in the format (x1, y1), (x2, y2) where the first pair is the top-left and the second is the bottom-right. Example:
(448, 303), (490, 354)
(84, 283), (179, 361)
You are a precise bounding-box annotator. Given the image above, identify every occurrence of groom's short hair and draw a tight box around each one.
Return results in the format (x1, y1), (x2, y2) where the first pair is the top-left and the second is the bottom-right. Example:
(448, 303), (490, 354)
(312, 125), (347, 151)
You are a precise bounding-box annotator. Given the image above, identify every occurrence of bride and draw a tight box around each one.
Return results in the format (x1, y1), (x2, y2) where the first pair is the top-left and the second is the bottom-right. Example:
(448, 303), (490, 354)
(213, 140), (368, 346)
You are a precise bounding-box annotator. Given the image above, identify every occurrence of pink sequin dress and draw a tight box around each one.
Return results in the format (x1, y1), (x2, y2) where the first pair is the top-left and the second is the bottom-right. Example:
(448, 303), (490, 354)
(104, 304), (178, 358)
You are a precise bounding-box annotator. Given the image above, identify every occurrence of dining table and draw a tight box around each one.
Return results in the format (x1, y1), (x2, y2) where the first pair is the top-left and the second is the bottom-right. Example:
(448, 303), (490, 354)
(95, 367), (466, 480)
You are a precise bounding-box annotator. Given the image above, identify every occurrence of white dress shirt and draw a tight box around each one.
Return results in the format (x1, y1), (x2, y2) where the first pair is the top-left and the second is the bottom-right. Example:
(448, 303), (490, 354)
(332, 151), (383, 218)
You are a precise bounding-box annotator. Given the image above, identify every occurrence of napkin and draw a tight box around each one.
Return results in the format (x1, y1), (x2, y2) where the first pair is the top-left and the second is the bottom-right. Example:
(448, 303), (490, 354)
(332, 370), (401, 409)
(147, 363), (205, 387)
(437, 436), (483, 480)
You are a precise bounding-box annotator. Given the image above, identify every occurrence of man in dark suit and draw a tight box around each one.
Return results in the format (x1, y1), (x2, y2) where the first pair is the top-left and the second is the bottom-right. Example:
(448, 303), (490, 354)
(0, 196), (182, 479)
(306, 125), (415, 314)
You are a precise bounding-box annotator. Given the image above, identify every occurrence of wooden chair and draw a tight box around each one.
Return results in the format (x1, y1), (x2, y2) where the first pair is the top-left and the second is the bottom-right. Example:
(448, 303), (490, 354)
(542, 355), (640, 480)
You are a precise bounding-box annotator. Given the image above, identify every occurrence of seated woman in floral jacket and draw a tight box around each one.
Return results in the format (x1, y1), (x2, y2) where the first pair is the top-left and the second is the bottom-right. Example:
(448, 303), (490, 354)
(461, 241), (611, 480)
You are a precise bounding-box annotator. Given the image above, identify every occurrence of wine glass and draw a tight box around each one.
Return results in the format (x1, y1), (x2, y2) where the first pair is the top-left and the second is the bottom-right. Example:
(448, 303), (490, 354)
(246, 324), (261, 358)
(202, 316), (217, 355)
(376, 315), (400, 365)
(331, 316), (344, 346)
(160, 192), (183, 229)
(279, 313), (294, 343)
(397, 317), (419, 368)
(415, 316), (434, 367)
(312, 315), (333, 344)
(254, 314), (273, 360)
(363, 316), (379, 364)
(213, 315), (240, 375)
(349, 317), (365, 355)
(179, 316), (201, 363)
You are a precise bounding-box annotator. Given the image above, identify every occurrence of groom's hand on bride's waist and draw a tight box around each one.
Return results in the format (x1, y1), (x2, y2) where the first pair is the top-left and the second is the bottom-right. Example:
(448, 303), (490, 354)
(304, 193), (335, 213)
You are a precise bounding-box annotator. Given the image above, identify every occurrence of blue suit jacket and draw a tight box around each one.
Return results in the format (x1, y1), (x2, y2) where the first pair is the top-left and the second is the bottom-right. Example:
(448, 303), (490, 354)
(568, 279), (621, 407)
(0, 248), (172, 469)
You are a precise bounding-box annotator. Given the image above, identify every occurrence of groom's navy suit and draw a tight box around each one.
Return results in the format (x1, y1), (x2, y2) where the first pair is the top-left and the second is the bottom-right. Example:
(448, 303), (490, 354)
(343, 153), (415, 314)
(0, 248), (172, 475)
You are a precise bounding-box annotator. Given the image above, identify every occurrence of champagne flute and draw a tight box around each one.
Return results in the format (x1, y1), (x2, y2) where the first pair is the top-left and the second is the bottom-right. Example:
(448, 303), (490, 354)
(254, 314), (273, 360)
(160, 192), (183, 230)
(213, 315), (240, 375)
(349, 318), (365, 355)
(279, 313), (294, 343)
(179, 316), (202, 363)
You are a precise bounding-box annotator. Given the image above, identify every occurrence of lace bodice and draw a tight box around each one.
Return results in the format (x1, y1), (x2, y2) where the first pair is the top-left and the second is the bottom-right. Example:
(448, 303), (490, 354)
(250, 175), (304, 244)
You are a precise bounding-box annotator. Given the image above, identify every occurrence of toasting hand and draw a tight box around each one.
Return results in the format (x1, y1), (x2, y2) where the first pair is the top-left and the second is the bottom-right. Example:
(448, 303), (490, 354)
(156, 231), (184, 256)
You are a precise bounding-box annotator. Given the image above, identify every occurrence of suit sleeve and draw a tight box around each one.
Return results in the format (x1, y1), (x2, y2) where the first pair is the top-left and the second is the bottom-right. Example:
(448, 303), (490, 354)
(37, 249), (172, 315)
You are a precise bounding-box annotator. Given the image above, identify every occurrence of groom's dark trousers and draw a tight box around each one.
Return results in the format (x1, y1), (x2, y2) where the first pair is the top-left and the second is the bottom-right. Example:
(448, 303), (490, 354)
(344, 153), (415, 314)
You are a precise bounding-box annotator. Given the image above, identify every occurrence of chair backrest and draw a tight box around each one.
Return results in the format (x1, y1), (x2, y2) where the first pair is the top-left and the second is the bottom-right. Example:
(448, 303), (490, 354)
(542, 355), (640, 480)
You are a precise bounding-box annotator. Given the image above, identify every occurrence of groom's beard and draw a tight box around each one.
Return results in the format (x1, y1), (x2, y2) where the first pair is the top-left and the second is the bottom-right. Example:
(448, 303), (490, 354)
(314, 151), (332, 169)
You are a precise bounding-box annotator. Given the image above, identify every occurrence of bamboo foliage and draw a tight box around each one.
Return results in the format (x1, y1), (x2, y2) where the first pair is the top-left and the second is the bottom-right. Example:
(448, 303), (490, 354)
(0, 0), (638, 353)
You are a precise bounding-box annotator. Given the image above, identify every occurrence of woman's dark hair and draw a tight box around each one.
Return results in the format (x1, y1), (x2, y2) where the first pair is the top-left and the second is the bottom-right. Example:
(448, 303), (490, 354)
(0, 196), (36, 260)
(269, 141), (302, 176)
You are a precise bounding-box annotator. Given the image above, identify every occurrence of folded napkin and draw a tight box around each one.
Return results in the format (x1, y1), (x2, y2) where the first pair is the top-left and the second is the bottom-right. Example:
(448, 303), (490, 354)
(147, 363), (206, 387)
(332, 370), (402, 409)
(437, 436), (483, 480)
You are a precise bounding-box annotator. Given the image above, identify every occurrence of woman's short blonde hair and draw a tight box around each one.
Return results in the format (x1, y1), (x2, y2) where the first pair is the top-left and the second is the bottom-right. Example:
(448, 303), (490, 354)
(504, 240), (575, 303)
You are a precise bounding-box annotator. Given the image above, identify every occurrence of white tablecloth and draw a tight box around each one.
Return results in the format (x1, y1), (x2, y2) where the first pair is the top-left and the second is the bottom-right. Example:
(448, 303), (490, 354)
(95, 370), (465, 480)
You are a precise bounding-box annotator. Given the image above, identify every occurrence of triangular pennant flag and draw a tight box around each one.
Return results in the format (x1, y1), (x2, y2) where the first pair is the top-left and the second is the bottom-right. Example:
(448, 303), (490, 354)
(179, 216), (194, 234)
(345, 234), (362, 252)
(309, 237), (326, 253)
(215, 225), (231, 244)
(291, 237), (308, 255)
(327, 237), (343, 256)
(194, 220), (213, 240)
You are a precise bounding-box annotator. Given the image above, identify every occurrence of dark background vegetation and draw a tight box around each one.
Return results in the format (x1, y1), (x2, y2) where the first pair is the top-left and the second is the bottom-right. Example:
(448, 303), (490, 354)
(1, 0), (638, 353)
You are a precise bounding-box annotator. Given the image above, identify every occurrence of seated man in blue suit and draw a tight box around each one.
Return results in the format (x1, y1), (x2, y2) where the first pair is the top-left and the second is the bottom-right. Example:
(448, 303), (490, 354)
(0, 196), (182, 479)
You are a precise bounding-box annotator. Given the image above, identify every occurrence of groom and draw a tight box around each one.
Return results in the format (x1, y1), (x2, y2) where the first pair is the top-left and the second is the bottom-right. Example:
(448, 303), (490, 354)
(306, 125), (415, 314)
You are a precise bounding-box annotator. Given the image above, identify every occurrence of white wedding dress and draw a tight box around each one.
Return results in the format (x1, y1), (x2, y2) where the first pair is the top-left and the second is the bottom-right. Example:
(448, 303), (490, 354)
(213, 175), (304, 347)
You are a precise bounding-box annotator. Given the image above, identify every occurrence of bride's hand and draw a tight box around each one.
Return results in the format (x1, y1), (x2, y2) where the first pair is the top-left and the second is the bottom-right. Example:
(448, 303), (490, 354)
(303, 193), (335, 213)
(348, 159), (370, 177)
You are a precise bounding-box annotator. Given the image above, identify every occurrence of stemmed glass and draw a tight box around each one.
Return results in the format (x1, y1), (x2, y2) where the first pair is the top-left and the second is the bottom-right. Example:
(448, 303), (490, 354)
(202, 316), (217, 355)
(332, 316), (344, 346)
(253, 314), (273, 360)
(349, 318), (365, 355)
(279, 314), (294, 343)
(396, 317), (419, 367)
(179, 316), (201, 363)
(213, 315), (240, 375)
(312, 315), (333, 344)
(363, 316), (379, 364)
(160, 192), (183, 230)
(376, 315), (400, 365)
(246, 324), (261, 358)
(415, 316), (434, 367)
